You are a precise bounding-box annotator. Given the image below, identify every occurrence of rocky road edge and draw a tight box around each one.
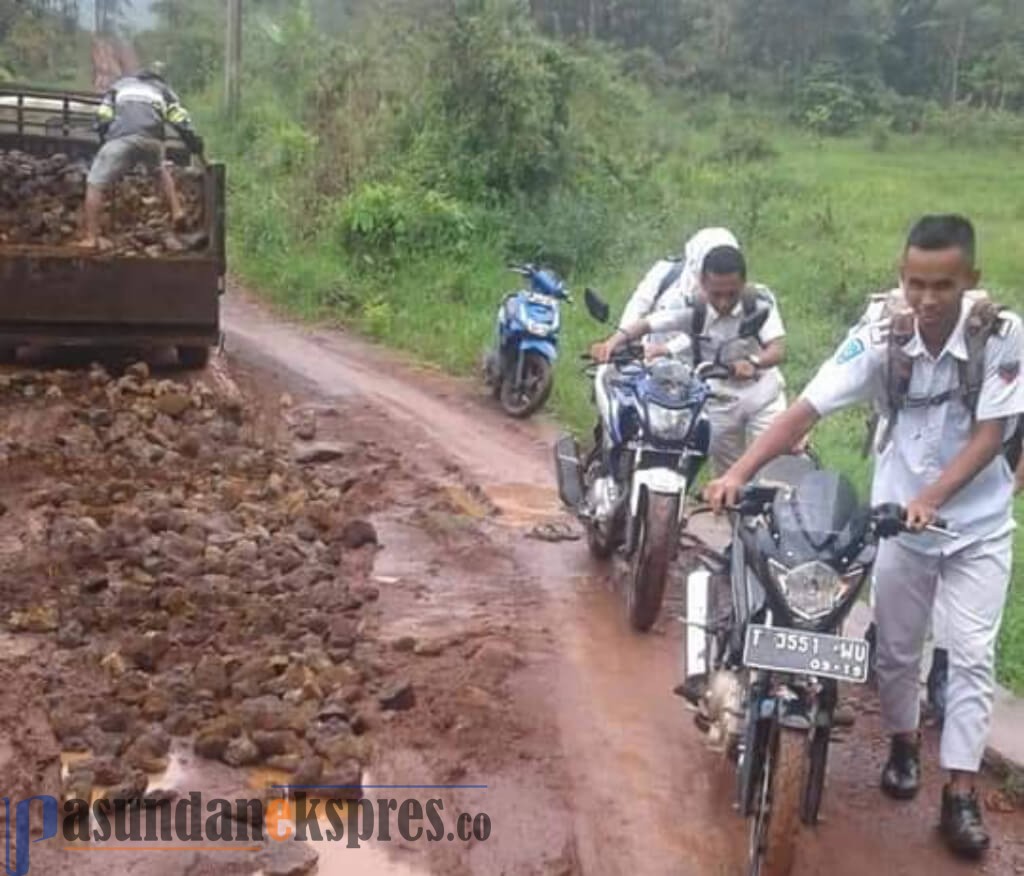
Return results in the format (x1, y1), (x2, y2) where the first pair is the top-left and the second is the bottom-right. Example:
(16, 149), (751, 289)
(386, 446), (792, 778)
(0, 356), (423, 818)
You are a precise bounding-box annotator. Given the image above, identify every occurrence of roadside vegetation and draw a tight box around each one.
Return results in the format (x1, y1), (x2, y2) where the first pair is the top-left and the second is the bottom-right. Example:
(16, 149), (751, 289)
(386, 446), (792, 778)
(5, 0), (1024, 691)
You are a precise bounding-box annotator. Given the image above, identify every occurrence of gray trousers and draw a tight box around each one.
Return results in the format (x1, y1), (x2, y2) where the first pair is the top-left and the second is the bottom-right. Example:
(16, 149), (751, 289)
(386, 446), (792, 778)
(704, 390), (786, 477)
(874, 535), (1011, 772)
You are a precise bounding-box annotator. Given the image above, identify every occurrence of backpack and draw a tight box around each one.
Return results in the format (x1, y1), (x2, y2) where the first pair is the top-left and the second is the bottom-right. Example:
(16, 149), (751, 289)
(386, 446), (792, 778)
(651, 259), (770, 363)
(690, 286), (768, 366)
(862, 289), (1023, 468)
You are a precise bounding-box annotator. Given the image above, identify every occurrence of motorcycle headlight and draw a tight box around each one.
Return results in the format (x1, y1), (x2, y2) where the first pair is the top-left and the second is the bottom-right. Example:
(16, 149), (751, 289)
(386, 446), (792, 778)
(647, 404), (693, 441)
(768, 560), (864, 621)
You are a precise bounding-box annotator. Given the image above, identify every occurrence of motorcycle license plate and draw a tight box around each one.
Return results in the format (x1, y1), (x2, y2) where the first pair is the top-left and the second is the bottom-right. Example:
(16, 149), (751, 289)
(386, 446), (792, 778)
(743, 625), (870, 684)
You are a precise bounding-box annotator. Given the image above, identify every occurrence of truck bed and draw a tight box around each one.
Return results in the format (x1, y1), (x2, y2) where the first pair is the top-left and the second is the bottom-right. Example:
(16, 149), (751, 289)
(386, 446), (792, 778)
(0, 84), (225, 356)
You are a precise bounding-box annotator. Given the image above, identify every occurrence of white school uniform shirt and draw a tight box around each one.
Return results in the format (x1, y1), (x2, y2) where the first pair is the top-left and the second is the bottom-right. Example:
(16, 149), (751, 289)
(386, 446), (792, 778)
(647, 285), (787, 412)
(802, 297), (1024, 555)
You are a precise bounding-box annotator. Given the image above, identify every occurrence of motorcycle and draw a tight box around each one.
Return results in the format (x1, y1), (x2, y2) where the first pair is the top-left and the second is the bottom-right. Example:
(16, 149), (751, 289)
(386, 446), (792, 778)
(679, 456), (954, 876)
(484, 263), (570, 418)
(554, 289), (773, 632)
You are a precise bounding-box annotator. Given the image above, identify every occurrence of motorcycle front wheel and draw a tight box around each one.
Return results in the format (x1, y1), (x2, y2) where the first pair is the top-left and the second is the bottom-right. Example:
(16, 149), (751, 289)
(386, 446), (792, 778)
(482, 349), (503, 399)
(582, 452), (617, 559)
(627, 491), (679, 632)
(748, 726), (804, 876)
(500, 351), (553, 418)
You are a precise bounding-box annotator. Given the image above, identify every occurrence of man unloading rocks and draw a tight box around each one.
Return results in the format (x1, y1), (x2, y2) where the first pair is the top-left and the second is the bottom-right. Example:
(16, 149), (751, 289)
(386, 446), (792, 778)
(78, 63), (204, 250)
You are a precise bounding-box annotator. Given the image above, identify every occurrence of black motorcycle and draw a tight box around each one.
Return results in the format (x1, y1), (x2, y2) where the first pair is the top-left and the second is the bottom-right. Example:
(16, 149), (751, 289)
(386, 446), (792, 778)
(679, 455), (953, 876)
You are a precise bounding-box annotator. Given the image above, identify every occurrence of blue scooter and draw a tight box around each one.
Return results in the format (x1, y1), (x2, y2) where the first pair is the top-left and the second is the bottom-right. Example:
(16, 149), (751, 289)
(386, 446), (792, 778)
(484, 263), (570, 418)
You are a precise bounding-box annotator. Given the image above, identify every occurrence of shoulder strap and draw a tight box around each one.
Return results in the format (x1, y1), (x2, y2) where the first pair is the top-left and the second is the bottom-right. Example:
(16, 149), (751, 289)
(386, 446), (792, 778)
(689, 297), (708, 364)
(741, 285), (764, 316)
(882, 310), (916, 441)
(652, 260), (685, 308)
(962, 298), (1004, 420)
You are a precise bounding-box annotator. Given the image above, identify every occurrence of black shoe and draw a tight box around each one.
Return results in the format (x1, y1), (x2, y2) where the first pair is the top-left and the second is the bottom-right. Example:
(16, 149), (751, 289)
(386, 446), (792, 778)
(940, 785), (990, 859)
(926, 648), (948, 725)
(881, 734), (921, 800)
(673, 674), (707, 708)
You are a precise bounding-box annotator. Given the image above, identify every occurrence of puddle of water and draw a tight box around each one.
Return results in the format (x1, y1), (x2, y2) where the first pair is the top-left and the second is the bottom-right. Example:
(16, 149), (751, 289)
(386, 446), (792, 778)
(484, 483), (560, 527)
(0, 632), (38, 659)
(60, 750), (92, 779)
(248, 812), (430, 876)
(441, 481), (560, 529)
(246, 767), (293, 792)
(441, 485), (491, 519)
(311, 837), (430, 875)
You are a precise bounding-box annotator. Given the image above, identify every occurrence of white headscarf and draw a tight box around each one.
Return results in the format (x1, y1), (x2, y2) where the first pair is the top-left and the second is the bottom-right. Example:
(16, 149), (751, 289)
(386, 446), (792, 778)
(680, 227), (740, 298)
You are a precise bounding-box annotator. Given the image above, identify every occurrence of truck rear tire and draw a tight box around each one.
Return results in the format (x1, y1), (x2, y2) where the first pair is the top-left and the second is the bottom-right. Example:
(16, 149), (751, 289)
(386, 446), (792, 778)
(178, 346), (210, 369)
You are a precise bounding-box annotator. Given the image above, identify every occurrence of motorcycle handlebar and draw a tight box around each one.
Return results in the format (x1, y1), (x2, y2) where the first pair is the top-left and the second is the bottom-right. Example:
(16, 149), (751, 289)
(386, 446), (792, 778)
(871, 503), (957, 539)
(720, 493), (958, 539)
(695, 362), (732, 381)
(580, 344), (645, 365)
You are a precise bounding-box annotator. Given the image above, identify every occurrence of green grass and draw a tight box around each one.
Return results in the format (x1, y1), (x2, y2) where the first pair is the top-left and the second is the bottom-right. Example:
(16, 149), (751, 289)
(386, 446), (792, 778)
(219, 118), (1024, 694)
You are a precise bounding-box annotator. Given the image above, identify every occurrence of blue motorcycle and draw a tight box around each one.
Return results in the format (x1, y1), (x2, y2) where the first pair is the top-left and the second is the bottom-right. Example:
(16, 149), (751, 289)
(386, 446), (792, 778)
(484, 263), (570, 418)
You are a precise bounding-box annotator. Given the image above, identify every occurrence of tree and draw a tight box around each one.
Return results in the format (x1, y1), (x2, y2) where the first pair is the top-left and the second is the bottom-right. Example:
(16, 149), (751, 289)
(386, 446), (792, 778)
(95, 0), (132, 35)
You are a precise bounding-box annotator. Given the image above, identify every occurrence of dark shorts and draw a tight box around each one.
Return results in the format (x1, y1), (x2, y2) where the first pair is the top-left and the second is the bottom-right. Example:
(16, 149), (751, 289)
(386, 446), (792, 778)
(87, 134), (165, 188)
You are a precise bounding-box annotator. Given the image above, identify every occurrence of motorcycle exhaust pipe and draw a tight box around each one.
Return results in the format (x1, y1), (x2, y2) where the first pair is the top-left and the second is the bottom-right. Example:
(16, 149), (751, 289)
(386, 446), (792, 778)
(554, 434), (585, 511)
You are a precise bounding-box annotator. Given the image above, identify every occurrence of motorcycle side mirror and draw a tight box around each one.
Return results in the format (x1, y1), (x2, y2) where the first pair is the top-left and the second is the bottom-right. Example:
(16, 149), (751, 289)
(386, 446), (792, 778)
(584, 288), (611, 324)
(738, 305), (771, 340)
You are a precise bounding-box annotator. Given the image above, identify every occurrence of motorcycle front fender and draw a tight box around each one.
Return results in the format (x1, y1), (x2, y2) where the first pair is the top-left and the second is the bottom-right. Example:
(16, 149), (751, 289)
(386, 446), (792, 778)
(626, 467), (687, 553)
(519, 337), (558, 362)
(629, 467), (687, 519)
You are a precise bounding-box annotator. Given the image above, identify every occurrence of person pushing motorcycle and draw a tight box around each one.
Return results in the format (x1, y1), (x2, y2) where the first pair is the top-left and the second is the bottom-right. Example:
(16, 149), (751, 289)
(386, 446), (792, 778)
(705, 214), (1024, 860)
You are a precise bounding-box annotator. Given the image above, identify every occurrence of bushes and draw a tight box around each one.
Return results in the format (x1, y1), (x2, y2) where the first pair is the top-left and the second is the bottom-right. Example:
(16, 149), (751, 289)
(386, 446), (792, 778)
(331, 183), (476, 262)
(714, 124), (780, 164)
(794, 75), (867, 136)
(919, 105), (1024, 149)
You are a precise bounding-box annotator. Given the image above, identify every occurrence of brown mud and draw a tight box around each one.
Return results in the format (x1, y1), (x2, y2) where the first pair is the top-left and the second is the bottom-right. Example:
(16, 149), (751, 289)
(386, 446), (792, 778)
(0, 285), (1016, 876)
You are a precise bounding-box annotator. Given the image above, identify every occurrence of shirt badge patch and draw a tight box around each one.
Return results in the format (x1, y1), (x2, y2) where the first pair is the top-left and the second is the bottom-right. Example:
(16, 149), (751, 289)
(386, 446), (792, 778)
(998, 361), (1020, 383)
(836, 337), (865, 365)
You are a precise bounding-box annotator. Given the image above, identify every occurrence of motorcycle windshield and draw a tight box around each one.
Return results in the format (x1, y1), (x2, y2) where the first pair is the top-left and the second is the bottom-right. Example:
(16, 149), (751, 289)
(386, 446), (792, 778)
(638, 359), (694, 409)
(770, 470), (866, 564)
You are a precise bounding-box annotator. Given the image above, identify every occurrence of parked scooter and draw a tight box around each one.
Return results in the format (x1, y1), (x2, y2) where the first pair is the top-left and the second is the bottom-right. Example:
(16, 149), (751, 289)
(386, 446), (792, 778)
(679, 456), (954, 876)
(484, 263), (570, 418)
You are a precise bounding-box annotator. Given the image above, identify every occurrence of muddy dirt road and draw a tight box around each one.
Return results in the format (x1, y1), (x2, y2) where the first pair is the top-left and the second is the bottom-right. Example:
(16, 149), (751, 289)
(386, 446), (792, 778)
(223, 288), (1023, 876)
(0, 288), (1017, 876)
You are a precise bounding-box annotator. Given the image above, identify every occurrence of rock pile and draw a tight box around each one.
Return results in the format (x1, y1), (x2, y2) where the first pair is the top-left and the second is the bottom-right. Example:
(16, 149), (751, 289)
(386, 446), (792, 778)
(0, 363), (399, 807)
(0, 149), (205, 254)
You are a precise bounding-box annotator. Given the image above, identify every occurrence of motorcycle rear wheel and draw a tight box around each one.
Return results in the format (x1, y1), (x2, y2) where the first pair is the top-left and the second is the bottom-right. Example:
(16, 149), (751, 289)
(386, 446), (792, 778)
(500, 351), (553, 418)
(627, 492), (679, 632)
(749, 727), (804, 876)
